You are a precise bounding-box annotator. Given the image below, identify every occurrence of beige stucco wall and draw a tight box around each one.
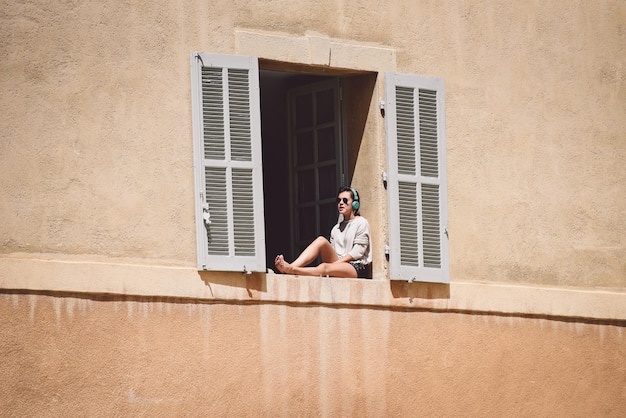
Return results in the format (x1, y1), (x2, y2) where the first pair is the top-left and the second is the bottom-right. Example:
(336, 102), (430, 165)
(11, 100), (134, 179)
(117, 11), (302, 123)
(1, 1), (626, 415)
(2, 293), (624, 416)
(1, 0), (624, 289)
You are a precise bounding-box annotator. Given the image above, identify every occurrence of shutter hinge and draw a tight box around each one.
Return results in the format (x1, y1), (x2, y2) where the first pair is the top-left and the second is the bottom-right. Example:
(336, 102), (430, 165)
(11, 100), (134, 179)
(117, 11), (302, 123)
(384, 245), (390, 255)
(379, 100), (385, 117)
(196, 53), (204, 67)
(382, 172), (388, 188)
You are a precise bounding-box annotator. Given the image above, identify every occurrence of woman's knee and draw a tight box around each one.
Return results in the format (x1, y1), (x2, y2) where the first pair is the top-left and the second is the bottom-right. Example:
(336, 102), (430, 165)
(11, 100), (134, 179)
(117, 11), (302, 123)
(313, 236), (332, 250)
(313, 236), (328, 245)
(319, 262), (332, 276)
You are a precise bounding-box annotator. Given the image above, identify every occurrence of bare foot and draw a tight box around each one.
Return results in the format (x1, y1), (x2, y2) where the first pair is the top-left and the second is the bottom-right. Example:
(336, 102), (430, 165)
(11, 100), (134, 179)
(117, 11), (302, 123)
(274, 255), (287, 273)
(280, 259), (295, 274)
(274, 255), (297, 274)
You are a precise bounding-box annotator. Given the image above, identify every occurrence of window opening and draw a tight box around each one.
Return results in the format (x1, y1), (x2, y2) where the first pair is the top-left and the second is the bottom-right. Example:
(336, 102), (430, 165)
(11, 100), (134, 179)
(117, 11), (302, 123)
(260, 71), (345, 268)
(191, 54), (378, 274)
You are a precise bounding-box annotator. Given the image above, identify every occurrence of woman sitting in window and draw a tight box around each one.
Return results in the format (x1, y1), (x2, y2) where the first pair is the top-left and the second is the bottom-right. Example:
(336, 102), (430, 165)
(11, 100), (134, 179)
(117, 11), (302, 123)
(274, 186), (372, 279)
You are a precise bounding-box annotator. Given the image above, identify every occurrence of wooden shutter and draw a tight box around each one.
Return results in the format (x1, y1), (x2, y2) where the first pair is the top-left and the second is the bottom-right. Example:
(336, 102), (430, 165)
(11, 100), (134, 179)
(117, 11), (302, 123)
(384, 73), (449, 283)
(191, 53), (266, 272)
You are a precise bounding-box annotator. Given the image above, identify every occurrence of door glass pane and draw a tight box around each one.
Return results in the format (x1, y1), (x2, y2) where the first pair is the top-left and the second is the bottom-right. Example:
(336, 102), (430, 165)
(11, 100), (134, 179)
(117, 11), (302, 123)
(298, 206), (316, 241)
(297, 131), (314, 165)
(317, 127), (335, 162)
(316, 88), (334, 124)
(318, 165), (337, 199)
(295, 93), (313, 129)
(297, 169), (315, 203)
(319, 202), (338, 238)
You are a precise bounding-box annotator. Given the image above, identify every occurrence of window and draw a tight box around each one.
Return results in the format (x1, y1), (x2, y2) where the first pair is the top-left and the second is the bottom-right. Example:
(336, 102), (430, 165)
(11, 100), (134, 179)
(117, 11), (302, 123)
(190, 52), (449, 283)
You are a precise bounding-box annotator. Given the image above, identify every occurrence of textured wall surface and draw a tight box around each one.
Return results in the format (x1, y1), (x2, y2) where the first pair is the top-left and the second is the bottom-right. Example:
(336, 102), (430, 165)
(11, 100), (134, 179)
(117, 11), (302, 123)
(1, 0), (624, 288)
(1, 1), (625, 415)
(1, 293), (624, 416)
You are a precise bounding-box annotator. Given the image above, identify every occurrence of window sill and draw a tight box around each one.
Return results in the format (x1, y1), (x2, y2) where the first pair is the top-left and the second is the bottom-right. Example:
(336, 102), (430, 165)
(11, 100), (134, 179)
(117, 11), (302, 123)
(1, 254), (625, 322)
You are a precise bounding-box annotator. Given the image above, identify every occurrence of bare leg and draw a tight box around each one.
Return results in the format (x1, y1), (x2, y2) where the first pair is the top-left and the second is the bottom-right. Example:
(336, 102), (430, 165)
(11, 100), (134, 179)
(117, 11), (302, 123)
(274, 236), (340, 275)
(291, 236), (338, 267)
(279, 260), (357, 278)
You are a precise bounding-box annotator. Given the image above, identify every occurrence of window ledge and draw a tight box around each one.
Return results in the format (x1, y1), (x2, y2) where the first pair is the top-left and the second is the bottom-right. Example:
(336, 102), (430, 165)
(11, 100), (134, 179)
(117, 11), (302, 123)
(1, 255), (625, 322)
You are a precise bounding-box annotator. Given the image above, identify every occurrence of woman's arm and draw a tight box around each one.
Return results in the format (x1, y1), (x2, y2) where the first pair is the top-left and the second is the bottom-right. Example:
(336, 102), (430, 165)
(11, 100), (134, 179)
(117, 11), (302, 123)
(348, 218), (371, 261)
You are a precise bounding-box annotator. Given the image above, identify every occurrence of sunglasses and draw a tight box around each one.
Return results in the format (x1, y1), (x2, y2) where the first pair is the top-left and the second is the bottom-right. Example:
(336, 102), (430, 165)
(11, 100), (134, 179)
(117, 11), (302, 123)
(336, 197), (350, 204)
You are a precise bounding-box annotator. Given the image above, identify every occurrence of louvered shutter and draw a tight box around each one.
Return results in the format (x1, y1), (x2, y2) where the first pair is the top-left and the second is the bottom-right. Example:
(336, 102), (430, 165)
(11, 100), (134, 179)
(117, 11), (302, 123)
(384, 73), (449, 283)
(191, 53), (266, 272)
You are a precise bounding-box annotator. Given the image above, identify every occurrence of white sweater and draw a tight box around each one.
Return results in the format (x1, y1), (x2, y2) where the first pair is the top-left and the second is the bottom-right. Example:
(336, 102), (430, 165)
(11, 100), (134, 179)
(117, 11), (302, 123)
(330, 216), (372, 265)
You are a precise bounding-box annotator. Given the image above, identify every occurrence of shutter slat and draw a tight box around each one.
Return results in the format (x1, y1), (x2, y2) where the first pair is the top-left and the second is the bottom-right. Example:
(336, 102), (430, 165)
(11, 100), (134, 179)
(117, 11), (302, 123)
(421, 183), (441, 267)
(399, 181), (420, 266)
(228, 69), (252, 162)
(205, 167), (229, 255)
(232, 168), (256, 256)
(419, 89), (439, 178)
(202, 68), (226, 160)
(396, 86), (416, 176)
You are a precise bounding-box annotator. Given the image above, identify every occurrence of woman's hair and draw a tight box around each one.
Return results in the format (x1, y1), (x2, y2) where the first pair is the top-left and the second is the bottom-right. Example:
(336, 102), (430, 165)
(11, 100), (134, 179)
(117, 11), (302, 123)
(338, 186), (360, 215)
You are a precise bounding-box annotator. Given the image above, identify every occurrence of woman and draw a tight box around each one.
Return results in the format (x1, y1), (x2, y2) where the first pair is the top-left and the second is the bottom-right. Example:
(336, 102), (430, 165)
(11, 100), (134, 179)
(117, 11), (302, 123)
(274, 186), (372, 279)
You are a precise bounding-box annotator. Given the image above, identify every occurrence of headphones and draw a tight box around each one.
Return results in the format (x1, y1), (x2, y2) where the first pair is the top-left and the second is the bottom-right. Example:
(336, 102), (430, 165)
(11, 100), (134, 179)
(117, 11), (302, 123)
(350, 187), (360, 211)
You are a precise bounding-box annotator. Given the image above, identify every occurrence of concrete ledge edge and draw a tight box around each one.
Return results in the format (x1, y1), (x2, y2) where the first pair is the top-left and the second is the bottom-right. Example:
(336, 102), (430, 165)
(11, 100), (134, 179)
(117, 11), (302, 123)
(1, 256), (624, 321)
